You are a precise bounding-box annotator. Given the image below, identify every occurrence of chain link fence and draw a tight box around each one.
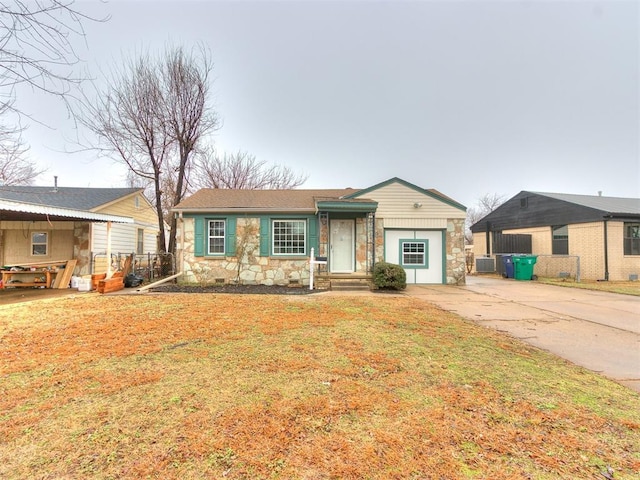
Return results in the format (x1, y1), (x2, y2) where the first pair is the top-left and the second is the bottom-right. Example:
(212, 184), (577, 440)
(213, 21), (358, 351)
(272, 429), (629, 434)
(92, 252), (176, 281)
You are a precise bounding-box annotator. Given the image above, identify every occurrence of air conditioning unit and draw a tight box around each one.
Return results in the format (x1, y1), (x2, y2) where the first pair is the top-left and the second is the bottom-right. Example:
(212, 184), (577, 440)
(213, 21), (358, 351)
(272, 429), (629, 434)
(475, 257), (495, 273)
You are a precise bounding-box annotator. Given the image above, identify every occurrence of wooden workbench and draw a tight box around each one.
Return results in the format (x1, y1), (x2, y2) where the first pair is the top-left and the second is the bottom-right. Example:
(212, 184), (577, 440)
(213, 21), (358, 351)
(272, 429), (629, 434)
(1, 269), (53, 288)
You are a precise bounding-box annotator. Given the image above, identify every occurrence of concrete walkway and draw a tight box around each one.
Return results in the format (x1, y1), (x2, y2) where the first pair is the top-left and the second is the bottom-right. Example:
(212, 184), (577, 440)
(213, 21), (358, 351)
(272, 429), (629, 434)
(406, 276), (640, 392)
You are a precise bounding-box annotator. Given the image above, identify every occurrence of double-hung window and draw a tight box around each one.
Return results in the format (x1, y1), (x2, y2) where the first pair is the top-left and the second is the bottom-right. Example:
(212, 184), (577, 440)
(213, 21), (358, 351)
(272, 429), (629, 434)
(401, 240), (427, 267)
(136, 228), (144, 255)
(32, 232), (48, 256)
(552, 225), (568, 255)
(208, 220), (226, 255)
(624, 223), (640, 255)
(272, 219), (306, 255)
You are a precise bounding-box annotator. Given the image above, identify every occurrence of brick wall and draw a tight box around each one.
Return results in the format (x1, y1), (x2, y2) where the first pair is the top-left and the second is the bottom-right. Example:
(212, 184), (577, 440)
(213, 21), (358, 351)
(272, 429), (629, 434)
(472, 221), (639, 281)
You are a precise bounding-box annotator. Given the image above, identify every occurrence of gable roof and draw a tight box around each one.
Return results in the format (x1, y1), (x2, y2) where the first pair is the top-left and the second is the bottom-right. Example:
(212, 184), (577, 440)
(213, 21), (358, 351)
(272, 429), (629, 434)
(175, 178), (465, 214)
(0, 198), (134, 223)
(531, 192), (640, 216)
(0, 186), (142, 211)
(470, 191), (640, 233)
(174, 188), (361, 212)
(346, 177), (466, 211)
(0, 186), (140, 223)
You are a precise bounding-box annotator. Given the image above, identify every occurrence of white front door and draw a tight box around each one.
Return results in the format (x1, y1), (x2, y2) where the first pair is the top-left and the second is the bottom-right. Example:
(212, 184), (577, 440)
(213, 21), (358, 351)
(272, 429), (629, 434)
(330, 219), (354, 273)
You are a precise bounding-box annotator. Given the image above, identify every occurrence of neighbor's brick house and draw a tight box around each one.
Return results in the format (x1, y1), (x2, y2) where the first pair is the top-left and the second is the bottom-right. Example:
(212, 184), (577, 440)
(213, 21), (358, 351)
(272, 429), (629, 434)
(471, 191), (640, 281)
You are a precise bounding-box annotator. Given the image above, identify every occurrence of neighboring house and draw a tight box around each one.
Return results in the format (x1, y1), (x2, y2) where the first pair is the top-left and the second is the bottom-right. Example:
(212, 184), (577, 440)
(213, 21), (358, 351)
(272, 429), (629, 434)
(172, 177), (467, 287)
(0, 184), (159, 275)
(470, 191), (640, 281)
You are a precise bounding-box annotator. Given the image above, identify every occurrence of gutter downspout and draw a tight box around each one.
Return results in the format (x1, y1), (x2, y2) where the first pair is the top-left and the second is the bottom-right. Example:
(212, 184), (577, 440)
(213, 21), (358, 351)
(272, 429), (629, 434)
(603, 217), (610, 281)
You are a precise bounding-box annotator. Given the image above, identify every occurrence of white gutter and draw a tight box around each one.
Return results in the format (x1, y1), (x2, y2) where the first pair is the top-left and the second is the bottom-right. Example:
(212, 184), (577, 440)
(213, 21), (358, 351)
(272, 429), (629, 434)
(0, 199), (134, 223)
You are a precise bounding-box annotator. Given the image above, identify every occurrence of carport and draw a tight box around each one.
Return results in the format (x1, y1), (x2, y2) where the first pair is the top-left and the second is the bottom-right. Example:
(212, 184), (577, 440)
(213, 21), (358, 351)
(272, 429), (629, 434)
(0, 198), (133, 288)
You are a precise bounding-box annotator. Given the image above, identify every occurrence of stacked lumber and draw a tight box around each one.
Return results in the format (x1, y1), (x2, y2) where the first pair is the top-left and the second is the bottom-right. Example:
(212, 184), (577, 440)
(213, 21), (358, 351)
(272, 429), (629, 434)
(53, 259), (77, 289)
(121, 254), (134, 276)
(0, 259), (78, 289)
(97, 272), (124, 294)
(91, 273), (107, 291)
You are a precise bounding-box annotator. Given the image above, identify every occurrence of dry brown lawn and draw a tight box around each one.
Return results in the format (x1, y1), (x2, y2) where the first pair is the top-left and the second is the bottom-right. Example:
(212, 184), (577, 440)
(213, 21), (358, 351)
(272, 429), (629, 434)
(1, 293), (638, 479)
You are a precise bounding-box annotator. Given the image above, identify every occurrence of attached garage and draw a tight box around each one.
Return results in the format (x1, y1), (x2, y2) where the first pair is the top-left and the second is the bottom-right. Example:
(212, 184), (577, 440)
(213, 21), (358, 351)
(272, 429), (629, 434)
(346, 178), (467, 285)
(384, 229), (444, 284)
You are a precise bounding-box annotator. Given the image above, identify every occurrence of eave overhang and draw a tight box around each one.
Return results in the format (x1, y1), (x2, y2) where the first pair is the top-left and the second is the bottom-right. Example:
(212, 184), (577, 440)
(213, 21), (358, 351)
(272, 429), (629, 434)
(315, 200), (378, 213)
(0, 199), (134, 223)
(175, 207), (317, 215)
(604, 213), (640, 220)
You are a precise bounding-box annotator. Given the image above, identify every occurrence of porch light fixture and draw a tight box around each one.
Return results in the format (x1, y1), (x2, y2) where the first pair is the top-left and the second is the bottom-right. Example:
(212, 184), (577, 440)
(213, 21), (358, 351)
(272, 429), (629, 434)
(413, 202), (422, 208)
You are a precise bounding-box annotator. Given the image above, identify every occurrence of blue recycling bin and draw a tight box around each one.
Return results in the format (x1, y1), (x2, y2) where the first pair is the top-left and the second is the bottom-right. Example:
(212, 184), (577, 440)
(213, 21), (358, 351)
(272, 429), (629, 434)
(502, 255), (514, 278)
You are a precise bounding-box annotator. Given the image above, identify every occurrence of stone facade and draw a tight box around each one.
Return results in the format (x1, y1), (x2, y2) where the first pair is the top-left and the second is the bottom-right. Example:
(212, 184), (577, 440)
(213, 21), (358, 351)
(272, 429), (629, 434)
(446, 218), (466, 285)
(179, 217), (311, 286)
(74, 222), (91, 275)
(179, 214), (467, 286)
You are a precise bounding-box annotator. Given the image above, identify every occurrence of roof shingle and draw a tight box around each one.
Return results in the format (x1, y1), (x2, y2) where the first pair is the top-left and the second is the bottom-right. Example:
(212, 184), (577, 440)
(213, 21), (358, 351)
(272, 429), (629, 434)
(532, 192), (640, 215)
(0, 186), (141, 211)
(174, 188), (359, 211)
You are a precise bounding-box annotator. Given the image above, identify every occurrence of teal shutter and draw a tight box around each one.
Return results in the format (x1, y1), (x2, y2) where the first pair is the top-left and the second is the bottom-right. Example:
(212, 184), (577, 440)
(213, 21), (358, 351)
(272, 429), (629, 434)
(260, 217), (270, 256)
(194, 216), (204, 257)
(308, 216), (318, 255)
(226, 217), (237, 256)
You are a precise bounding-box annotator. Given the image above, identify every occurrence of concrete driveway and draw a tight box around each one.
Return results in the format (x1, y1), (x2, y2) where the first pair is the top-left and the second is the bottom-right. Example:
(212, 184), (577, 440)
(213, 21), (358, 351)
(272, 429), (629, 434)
(406, 276), (640, 392)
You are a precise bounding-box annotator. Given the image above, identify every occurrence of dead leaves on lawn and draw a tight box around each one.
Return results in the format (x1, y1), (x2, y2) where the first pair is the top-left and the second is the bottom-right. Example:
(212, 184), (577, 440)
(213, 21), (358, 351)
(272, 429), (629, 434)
(0, 294), (638, 479)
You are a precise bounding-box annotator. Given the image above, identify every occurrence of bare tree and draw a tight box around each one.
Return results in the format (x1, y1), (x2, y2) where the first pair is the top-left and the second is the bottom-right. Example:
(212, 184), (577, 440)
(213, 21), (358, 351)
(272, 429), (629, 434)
(162, 47), (219, 255)
(81, 46), (217, 256)
(0, 140), (41, 185)
(193, 150), (307, 190)
(0, 2), (105, 186)
(0, 101), (44, 185)
(82, 53), (172, 252)
(0, 1), (106, 114)
(465, 193), (506, 244)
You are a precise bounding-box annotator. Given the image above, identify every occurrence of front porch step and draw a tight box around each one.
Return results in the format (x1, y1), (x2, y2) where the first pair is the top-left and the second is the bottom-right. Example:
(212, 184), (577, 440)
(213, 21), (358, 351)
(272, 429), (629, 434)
(313, 273), (373, 291)
(330, 281), (372, 291)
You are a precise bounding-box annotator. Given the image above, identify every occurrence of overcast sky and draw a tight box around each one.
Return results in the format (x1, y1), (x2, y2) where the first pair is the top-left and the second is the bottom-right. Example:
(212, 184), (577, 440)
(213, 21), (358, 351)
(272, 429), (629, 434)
(17, 0), (640, 209)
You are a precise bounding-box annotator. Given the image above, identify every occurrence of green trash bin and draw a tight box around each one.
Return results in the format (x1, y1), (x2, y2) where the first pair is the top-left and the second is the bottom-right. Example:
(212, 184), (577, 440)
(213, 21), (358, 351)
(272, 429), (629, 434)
(513, 255), (538, 280)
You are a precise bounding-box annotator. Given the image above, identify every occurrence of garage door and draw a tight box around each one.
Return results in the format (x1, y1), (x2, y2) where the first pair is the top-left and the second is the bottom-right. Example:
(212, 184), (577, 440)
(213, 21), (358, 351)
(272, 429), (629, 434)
(384, 230), (444, 284)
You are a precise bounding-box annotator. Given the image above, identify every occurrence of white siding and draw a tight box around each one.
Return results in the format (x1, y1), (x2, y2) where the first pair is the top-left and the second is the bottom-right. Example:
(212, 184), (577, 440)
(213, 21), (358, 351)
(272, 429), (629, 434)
(92, 223), (139, 254)
(360, 182), (465, 220)
(383, 218), (448, 229)
(92, 223), (158, 253)
(143, 231), (157, 254)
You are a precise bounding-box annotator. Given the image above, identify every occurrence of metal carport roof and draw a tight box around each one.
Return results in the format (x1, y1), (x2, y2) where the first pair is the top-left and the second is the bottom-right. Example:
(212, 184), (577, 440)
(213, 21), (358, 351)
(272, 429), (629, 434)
(0, 199), (134, 223)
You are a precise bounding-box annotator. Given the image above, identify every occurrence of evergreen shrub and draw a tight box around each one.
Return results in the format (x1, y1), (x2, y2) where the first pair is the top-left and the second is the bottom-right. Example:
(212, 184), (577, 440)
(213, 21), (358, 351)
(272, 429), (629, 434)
(372, 262), (407, 290)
